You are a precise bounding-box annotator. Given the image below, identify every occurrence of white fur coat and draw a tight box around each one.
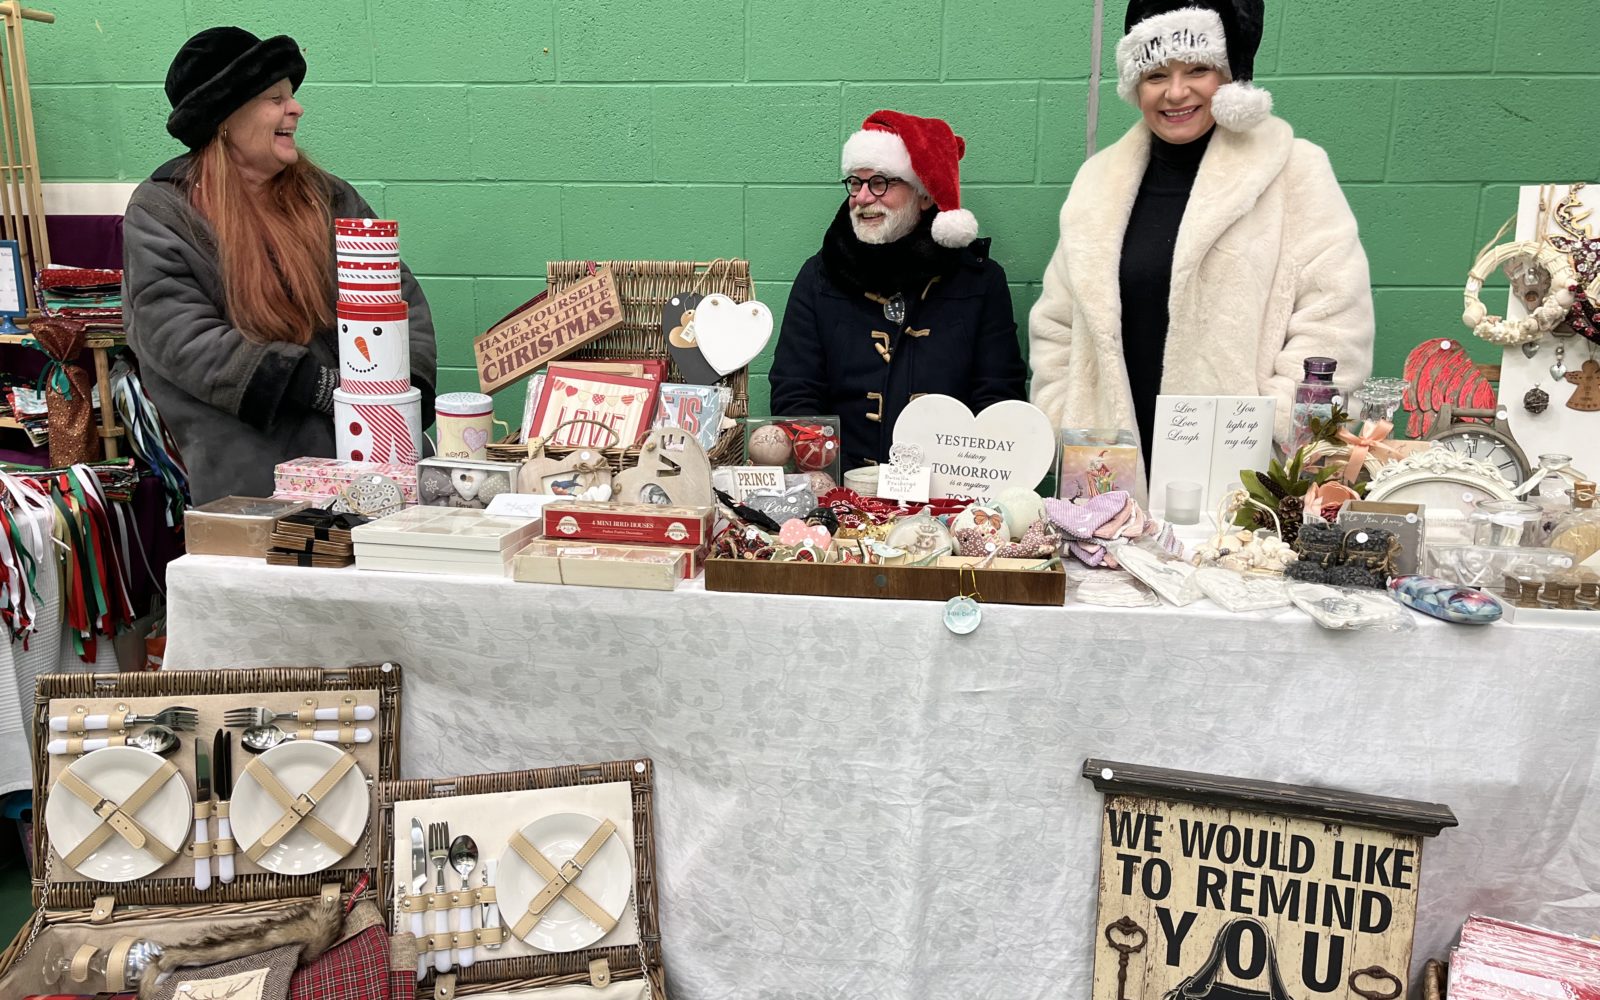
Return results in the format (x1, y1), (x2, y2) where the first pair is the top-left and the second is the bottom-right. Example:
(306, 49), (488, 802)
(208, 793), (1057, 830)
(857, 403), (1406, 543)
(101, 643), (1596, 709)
(1027, 116), (1374, 447)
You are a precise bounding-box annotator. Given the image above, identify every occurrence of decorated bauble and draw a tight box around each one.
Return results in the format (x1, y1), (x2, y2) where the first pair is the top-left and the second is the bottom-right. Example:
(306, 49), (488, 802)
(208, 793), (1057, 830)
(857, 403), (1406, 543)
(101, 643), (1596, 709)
(418, 467), (452, 501)
(994, 487), (1046, 541)
(789, 423), (839, 471)
(951, 503), (1010, 543)
(804, 471), (838, 495)
(748, 424), (793, 466)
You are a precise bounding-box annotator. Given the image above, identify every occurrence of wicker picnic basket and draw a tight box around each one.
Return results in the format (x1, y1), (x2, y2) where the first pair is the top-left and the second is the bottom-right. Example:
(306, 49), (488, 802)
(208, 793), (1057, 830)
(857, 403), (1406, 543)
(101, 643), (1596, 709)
(379, 759), (667, 999)
(0, 665), (403, 996)
(487, 258), (753, 474)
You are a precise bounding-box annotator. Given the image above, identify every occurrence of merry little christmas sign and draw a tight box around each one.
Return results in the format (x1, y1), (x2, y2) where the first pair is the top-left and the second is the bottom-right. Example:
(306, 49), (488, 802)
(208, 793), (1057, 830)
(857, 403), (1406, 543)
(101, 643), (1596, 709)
(1083, 759), (1455, 1000)
(474, 265), (623, 393)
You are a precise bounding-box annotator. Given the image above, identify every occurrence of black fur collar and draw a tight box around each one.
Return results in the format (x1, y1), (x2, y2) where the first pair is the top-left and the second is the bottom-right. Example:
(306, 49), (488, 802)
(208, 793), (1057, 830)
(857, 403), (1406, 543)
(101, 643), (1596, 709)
(819, 201), (987, 298)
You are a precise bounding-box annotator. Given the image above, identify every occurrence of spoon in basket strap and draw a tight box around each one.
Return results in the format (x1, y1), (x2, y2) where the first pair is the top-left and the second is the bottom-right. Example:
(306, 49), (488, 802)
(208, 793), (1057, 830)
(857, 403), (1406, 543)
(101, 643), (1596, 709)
(240, 724), (374, 753)
(46, 724), (180, 757)
(449, 835), (479, 968)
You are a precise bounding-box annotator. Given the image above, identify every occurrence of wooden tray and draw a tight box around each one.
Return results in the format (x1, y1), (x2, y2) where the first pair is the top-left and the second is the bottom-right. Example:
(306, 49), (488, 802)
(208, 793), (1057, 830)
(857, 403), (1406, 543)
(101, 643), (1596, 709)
(704, 558), (1066, 607)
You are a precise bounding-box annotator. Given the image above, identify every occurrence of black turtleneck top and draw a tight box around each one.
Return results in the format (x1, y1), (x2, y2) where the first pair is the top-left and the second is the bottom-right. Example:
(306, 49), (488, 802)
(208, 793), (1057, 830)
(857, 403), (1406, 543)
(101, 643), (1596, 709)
(1118, 126), (1214, 465)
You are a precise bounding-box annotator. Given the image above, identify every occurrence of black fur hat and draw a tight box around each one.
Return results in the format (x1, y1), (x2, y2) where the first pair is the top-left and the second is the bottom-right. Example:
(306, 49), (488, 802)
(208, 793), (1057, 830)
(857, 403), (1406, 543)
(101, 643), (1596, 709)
(1116, 0), (1272, 131)
(165, 26), (306, 149)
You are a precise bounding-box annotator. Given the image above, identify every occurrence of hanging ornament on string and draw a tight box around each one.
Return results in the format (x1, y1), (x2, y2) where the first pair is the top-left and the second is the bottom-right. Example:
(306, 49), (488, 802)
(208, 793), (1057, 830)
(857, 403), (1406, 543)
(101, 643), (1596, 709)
(1524, 382), (1551, 415)
(943, 563), (984, 635)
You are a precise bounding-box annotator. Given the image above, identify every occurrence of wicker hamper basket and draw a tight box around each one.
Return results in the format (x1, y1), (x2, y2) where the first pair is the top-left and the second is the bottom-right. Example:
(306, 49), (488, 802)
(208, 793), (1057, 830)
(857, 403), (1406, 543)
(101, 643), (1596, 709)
(487, 259), (753, 474)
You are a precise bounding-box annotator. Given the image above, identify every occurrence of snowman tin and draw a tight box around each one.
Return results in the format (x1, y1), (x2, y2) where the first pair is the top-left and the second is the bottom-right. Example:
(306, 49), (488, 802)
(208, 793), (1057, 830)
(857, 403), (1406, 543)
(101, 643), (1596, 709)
(337, 301), (412, 393)
(334, 385), (423, 464)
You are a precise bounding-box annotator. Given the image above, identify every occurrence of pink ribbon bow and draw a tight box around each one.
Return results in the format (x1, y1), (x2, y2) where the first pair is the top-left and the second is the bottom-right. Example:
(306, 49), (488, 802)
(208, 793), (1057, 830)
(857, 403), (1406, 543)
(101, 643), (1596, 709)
(1335, 419), (1398, 483)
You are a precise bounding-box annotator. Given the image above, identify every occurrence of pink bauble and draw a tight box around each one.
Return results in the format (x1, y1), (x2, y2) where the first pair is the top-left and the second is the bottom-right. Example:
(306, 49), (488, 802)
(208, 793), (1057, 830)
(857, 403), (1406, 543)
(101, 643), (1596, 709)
(748, 424), (793, 466)
(804, 471), (837, 494)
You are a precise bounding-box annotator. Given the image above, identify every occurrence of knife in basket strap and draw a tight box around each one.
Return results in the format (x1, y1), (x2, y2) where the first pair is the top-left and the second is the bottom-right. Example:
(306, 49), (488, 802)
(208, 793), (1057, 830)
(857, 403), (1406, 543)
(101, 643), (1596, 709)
(239, 752), (357, 861)
(55, 762), (181, 869)
(507, 819), (618, 940)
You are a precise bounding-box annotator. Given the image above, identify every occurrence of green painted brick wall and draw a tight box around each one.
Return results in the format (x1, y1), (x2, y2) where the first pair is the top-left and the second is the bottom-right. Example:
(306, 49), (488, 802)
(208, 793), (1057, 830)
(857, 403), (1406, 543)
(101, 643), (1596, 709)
(27, 0), (1600, 425)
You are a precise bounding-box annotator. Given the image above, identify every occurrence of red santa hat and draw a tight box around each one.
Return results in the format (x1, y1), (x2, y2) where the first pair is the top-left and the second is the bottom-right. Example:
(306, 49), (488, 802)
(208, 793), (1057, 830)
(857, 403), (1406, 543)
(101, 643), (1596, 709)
(840, 110), (978, 249)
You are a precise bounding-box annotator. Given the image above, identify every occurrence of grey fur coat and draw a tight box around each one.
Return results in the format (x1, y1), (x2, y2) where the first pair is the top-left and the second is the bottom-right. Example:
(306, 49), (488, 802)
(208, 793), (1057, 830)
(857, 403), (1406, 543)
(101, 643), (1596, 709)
(122, 156), (437, 504)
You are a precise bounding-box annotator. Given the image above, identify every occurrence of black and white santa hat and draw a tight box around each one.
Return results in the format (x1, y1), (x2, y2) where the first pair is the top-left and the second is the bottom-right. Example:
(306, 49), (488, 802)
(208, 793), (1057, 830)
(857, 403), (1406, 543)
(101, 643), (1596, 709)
(1116, 0), (1271, 132)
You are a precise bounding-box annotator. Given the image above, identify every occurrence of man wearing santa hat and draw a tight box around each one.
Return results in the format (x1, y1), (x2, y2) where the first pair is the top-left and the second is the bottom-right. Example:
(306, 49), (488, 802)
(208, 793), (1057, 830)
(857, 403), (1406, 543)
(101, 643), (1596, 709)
(768, 110), (1026, 471)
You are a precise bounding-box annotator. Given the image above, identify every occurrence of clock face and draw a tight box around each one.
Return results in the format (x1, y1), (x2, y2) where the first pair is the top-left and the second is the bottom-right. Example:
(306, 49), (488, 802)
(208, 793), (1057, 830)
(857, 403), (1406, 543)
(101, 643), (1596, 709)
(1432, 431), (1525, 483)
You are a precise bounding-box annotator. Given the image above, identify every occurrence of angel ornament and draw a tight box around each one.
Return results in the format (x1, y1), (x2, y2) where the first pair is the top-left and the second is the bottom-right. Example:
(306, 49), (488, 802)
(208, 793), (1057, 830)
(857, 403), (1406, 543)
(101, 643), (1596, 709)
(1565, 359), (1600, 412)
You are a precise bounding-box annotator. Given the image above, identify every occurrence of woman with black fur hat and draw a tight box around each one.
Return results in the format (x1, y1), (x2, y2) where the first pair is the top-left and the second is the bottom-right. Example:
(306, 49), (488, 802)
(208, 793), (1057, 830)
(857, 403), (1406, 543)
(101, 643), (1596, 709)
(123, 27), (438, 504)
(1028, 0), (1374, 469)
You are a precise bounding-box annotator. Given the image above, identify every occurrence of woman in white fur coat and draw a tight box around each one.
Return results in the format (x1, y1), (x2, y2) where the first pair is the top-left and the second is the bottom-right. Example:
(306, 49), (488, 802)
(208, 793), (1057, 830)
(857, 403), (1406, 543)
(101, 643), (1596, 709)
(1028, 0), (1374, 463)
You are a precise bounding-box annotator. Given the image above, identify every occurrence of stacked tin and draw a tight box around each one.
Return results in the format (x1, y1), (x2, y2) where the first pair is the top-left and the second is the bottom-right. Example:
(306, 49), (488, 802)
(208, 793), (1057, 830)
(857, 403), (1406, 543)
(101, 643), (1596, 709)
(333, 218), (422, 464)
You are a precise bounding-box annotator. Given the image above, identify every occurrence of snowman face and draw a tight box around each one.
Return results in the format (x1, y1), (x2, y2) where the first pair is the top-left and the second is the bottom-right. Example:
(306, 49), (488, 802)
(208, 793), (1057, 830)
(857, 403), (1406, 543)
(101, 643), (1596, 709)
(338, 316), (410, 382)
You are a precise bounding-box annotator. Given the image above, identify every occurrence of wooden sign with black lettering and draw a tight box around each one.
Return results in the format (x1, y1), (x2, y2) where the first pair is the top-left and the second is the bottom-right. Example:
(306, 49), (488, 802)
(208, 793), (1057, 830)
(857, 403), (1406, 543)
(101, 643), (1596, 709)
(1083, 760), (1456, 1000)
(473, 265), (623, 394)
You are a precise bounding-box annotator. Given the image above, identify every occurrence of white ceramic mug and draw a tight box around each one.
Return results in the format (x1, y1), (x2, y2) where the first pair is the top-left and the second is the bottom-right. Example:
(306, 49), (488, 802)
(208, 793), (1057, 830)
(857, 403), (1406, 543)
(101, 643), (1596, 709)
(435, 392), (508, 461)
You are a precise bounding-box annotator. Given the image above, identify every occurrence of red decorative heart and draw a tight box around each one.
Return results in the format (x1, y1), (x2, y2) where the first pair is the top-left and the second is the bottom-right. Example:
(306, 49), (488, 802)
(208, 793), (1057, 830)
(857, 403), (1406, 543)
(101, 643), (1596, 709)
(564, 384), (578, 397)
(592, 393), (606, 405)
(621, 395), (634, 405)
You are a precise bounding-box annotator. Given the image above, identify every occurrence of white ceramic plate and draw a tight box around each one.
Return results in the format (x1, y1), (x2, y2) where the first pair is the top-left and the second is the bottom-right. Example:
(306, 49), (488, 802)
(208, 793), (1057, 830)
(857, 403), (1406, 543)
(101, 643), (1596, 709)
(45, 745), (191, 882)
(229, 740), (370, 875)
(497, 811), (632, 953)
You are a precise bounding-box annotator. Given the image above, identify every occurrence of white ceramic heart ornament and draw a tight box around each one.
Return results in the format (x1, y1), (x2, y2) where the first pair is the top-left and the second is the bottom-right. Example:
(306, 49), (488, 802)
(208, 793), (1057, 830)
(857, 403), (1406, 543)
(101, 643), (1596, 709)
(891, 395), (1056, 500)
(694, 294), (773, 376)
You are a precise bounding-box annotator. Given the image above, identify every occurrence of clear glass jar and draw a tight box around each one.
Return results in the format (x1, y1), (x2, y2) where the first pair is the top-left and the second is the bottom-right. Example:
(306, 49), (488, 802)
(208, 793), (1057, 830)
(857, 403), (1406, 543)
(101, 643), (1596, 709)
(1469, 500), (1545, 548)
(1549, 481), (1600, 564)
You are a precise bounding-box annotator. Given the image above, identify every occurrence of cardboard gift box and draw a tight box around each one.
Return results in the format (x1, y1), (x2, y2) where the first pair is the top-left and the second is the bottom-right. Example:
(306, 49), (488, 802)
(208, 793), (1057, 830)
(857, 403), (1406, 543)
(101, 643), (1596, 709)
(185, 496), (310, 558)
(512, 539), (705, 591)
(0, 666), (404, 999)
(379, 759), (669, 999)
(1058, 428), (1140, 501)
(352, 506), (542, 577)
(273, 457), (420, 506)
(541, 501), (714, 548)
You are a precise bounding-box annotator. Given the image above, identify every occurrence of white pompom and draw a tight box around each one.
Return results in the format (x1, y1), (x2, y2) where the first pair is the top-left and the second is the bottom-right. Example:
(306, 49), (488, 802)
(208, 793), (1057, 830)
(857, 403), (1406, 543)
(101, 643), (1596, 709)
(931, 208), (979, 248)
(1210, 81), (1274, 132)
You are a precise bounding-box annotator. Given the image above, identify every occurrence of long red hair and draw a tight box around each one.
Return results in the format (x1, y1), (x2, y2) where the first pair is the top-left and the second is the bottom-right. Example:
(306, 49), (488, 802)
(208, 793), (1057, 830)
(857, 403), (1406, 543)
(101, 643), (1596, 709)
(188, 139), (334, 345)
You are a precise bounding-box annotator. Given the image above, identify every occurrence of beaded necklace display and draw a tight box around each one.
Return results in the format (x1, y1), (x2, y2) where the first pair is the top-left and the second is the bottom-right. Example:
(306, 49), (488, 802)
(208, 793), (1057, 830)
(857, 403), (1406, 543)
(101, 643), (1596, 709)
(1545, 183), (1600, 343)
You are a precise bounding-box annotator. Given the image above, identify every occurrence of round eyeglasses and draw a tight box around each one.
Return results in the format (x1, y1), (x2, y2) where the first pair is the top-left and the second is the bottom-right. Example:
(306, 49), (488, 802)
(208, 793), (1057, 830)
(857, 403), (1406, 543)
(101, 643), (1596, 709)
(841, 174), (902, 197)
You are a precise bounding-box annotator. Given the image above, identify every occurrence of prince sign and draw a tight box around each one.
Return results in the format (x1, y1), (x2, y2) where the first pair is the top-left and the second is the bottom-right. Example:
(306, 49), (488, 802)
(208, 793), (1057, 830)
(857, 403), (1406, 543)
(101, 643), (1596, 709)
(1083, 760), (1455, 1000)
(473, 265), (623, 394)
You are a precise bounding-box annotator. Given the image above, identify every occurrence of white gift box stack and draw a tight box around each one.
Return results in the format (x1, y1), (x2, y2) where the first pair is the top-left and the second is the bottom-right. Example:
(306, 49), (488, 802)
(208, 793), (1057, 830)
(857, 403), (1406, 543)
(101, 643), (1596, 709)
(333, 217), (422, 464)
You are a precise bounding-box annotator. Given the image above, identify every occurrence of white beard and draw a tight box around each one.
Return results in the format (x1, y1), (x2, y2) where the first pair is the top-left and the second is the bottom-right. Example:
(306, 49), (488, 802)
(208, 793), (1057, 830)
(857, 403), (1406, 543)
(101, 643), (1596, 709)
(851, 198), (923, 245)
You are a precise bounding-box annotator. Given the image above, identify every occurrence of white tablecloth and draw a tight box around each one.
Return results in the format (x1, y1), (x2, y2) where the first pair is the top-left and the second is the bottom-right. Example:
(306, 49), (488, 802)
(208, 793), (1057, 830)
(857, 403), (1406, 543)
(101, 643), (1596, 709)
(165, 554), (1600, 1000)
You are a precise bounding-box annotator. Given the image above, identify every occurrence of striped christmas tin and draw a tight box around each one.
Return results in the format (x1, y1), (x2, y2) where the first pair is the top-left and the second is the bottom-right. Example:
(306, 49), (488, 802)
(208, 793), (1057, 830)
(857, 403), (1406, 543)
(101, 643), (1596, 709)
(334, 386), (423, 465)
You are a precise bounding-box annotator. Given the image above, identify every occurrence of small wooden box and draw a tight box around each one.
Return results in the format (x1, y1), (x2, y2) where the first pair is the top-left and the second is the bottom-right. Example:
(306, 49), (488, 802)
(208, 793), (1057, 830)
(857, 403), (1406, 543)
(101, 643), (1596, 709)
(704, 557), (1066, 606)
(1338, 500), (1426, 574)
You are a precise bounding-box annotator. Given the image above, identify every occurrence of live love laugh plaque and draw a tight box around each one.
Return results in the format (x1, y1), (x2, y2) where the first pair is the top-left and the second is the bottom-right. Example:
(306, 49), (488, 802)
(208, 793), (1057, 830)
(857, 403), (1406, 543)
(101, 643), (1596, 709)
(1083, 760), (1457, 1000)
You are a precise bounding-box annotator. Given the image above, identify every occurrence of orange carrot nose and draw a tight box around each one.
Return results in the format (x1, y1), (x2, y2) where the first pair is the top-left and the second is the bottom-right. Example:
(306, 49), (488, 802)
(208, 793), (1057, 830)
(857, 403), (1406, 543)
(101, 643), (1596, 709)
(354, 336), (371, 361)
